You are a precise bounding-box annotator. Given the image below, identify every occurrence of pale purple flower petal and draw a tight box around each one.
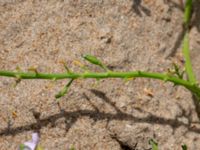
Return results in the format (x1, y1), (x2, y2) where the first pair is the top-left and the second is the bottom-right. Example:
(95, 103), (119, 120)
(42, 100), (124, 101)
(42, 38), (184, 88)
(20, 133), (40, 150)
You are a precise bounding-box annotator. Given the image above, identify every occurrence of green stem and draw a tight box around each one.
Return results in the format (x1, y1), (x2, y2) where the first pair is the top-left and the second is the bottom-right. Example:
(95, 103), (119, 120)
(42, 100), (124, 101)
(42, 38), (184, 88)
(182, 0), (196, 84)
(0, 70), (184, 81)
(182, 32), (196, 84)
(0, 70), (199, 94)
(184, 0), (193, 25)
(0, 0), (199, 103)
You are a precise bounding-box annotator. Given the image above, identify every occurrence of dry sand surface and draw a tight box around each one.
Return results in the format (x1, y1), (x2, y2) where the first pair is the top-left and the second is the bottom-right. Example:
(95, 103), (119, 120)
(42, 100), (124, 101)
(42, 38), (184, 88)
(1, 0), (200, 149)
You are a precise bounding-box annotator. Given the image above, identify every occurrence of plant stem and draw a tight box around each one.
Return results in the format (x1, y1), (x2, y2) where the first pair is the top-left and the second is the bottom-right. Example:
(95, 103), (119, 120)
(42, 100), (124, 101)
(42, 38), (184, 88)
(184, 0), (193, 25)
(182, 0), (196, 84)
(1, 69), (200, 99)
(0, 70), (199, 89)
(182, 32), (196, 84)
(0, 0), (199, 102)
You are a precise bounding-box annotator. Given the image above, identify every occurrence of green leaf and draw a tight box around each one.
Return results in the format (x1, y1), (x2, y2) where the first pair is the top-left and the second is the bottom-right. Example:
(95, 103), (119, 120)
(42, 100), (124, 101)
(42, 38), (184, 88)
(149, 139), (158, 150)
(174, 63), (182, 78)
(19, 144), (25, 150)
(55, 79), (74, 99)
(83, 54), (109, 71)
(83, 54), (103, 66)
(63, 64), (71, 73)
(182, 144), (187, 150)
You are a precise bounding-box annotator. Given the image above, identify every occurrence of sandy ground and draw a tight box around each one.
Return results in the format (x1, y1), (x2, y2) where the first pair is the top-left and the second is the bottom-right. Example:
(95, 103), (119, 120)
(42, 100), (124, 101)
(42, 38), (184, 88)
(0, 0), (200, 149)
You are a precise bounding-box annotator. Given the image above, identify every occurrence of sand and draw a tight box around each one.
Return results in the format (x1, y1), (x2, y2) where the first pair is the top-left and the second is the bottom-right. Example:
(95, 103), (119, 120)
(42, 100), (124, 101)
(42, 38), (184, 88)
(0, 0), (200, 149)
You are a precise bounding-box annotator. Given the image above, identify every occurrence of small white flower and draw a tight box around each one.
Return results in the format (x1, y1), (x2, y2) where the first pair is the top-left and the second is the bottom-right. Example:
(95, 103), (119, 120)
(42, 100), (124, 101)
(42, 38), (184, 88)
(19, 133), (40, 150)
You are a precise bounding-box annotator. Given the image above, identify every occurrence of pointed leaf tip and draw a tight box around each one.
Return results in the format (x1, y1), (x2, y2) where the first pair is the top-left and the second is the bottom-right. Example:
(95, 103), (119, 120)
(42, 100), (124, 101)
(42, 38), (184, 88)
(82, 54), (102, 66)
(55, 79), (74, 100)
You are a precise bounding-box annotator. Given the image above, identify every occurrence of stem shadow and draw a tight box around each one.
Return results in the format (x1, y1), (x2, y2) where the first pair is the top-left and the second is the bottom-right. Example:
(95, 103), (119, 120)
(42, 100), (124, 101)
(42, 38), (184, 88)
(131, 0), (151, 17)
(0, 90), (200, 137)
(190, 0), (200, 32)
(165, 25), (185, 58)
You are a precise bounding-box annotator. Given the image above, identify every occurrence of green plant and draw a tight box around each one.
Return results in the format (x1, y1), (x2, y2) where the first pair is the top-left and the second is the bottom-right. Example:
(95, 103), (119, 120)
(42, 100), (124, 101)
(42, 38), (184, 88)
(149, 139), (188, 150)
(149, 139), (158, 150)
(182, 144), (188, 150)
(19, 144), (25, 150)
(0, 0), (197, 150)
(0, 0), (197, 101)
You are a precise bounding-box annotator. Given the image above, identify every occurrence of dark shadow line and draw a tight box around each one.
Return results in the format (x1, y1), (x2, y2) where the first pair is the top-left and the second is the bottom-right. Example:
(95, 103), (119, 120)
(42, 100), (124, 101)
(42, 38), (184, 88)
(90, 89), (123, 114)
(165, 0), (200, 33)
(131, 0), (151, 17)
(82, 92), (100, 113)
(190, 0), (200, 32)
(140, 5), (151, 16)
(192, 94), (200, 120)
(165, 1), (200, 58)
(165, 25), (185, 58)
(1, 109), (200, 136)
